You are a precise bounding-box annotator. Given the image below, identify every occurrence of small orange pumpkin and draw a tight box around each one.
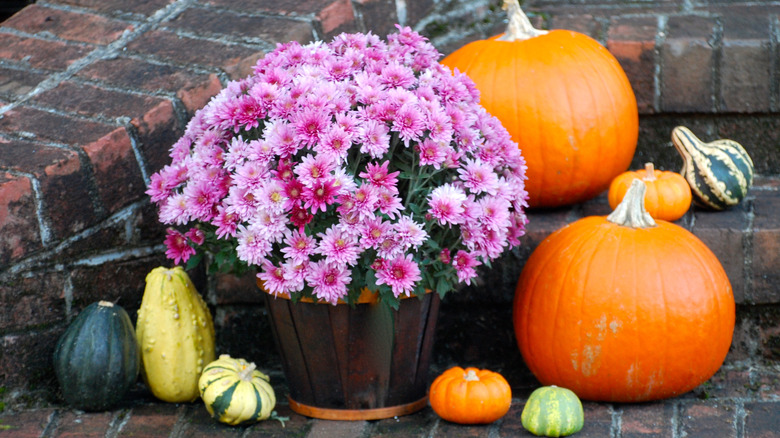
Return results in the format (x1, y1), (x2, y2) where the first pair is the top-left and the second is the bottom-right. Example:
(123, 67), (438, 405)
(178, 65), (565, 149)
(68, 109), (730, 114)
(441, 0), (638, 208)
(608, 162), (692, 221)
(429, 366), (512, 424)
(514, 180), (734, 402)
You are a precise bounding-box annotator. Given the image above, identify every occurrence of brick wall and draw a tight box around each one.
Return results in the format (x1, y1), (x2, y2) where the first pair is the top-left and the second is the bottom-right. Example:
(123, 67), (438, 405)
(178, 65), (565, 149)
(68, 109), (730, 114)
(0, 0), (779, 399)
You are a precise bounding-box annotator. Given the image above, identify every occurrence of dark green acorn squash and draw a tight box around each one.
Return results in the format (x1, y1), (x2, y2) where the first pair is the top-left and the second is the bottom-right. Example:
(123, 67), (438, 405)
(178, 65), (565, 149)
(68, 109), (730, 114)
(53, 301), (140, 411)
(671, 126), (754, 210)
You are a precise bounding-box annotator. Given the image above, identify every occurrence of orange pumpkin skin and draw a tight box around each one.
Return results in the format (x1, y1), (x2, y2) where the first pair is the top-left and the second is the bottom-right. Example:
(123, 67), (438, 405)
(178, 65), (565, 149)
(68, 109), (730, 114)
(429, 367), (512, 424)
(512, 216), (734, 402)
(441, 30), (638, 208)
(608, 164), (692, 222)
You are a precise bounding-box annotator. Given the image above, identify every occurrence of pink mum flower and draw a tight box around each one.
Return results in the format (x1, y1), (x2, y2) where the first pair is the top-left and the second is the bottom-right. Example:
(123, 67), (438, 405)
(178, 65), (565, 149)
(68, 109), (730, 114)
(375, 253), (421, 297)
(281, 229), (316, 263)
(428, 184), (466, 225)
(316, 225), (360, 267)
(458, 158), (499, 195)
(452, 250), (481, 285)
(164, 228), (196, 265)
(302, 178), (339, 213)
(306, 261), (351, 305)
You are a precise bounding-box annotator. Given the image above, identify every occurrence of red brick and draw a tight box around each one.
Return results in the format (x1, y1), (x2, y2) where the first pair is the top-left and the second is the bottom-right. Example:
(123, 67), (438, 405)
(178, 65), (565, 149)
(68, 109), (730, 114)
(81, 128), (146, 213)
(0, 67), (47, 101)
(68, 254), (169, 319)
(354, 0), (400, 38)
(620, 403), (673, 438)
(0, 136), (100, 240)
(118, 403), (181, 437)
(54, 410), (114, 438)
(750, 189), (780, 304)
(316, 0), (358, 38)
(607, 15), (658, 114)
(131, 98), (185, 175)
(744, 401), (780, 438)
(50, 0), (175, 17)
(0, 105), (118, 147)
(715, 116), (780, 176)
(661, 15), (717, 113)
(0, 33), (91, 71)
(176, 73), (224, 115)
(306, 419), (369, 438)
(204, 0), (347, 16)
(177, 404), (245, 437)
(405, 0), (435, 28)
(0, 270), (66, 332)
(0, 409), (55, 438)
(369, 409), (437, 436)
(0, 173), (41, 266)
(125, 29), (263, 77)
(0, 328), (61, 390)
(720, 39), (772, 112)
(550, 13), (604, 39)
(164, 7), (314, 46)
(3, 5), (133, 45)
(32, 81), (173, 122)
(214, 271), (263, 305)
(691, 205), (748, 303)
(679, 401), (738, 437)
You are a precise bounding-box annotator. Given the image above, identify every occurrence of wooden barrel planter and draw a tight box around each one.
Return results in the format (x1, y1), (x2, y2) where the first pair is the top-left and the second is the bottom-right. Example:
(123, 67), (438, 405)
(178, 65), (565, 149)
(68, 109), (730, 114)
(261, 284), (440, 420)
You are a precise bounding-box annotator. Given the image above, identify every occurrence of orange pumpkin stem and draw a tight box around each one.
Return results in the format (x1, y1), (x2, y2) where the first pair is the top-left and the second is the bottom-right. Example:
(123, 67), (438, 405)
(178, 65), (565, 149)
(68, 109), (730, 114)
(644, 162), (656, 181)
(498, 0), (548, 42)
(607, 179), (656, 228)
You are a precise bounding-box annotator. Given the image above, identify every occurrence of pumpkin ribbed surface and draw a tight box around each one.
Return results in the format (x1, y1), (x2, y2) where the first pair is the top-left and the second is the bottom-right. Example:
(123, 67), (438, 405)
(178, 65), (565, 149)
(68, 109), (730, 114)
(608, 163), (692, 221)
(672, 126), (754, 210)
(441, 3), (637, 208)
(513, 181), (734, 402)
(136, 266), (215, 402)
(429, 366), (511, 424)
(53, 301), (140, 411)
(521, 386), (584, 437)
(199, 355), (276, 425)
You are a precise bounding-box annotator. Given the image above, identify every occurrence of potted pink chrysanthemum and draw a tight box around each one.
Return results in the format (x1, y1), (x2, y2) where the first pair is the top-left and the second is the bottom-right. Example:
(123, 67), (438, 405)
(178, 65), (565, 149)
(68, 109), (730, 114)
(147, 25), (528, 419)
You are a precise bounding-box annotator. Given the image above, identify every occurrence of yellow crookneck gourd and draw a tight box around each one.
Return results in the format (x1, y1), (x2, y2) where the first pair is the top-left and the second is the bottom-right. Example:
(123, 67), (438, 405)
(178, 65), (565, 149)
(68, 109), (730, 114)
(137, 266), (216, 402)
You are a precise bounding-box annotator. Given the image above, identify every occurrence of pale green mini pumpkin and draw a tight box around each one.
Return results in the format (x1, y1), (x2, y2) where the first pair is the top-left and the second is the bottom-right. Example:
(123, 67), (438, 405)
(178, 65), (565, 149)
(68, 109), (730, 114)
(521, 386), (584, 437)
(198, 354), (276, 426)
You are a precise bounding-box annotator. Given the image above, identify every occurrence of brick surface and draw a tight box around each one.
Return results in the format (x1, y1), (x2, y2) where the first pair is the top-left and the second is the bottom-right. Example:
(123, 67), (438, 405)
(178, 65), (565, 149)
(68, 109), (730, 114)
(0, 408), (55, 438)
(118, 403), (180, 437)
(50, 0), (175, 17)
(81, 127), (146, 213)
(0, 172), (40, 267)
(3, 5), (132, 45)
(163, 7), (314, 45)
(126, 29), (263, 78)
(661, 15), (717, 113)
(53, 410), (115, 438)
(620, 403), (674, 438)
(744, 402), (780, 438)
(749, 189), (780, 304)
(679, 401), (738, 437)
(203, 0), (344, 16)
(0, 328), (61, 389)
(549, 13), (604, 40)
(0, 33), (92, 71)
(0, 67), (46, 101)
(307, 419), (368, 438)
(368, 409), (438, 436)
(244, 405), (311, 437)
(607, 15), (658, 113)
(316, 0), (358, 37)
(0, 271), (66, 331)
(354, 0), (399, 37)
(692, 205), (748, 303)
(720, 13), (772, 113)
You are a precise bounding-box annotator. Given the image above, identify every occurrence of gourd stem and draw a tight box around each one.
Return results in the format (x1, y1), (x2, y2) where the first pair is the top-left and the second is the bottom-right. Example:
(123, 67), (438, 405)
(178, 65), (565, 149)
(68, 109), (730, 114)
(607, 179), (657, 228)
(464, 369), (480, 381)
(497, 0), (548, 41)
(238, 362), (257, 381)
(644, 162), (656, 181)
(98, 300), (114, 307)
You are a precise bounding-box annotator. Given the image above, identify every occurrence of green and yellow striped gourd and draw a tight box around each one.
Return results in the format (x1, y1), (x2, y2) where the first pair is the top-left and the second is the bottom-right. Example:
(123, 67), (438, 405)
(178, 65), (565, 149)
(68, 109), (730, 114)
(671, 126), (754, 210)
(199, 355), (276, 425)
(136, 266), (216, 402)
(521, 386), (584, 437)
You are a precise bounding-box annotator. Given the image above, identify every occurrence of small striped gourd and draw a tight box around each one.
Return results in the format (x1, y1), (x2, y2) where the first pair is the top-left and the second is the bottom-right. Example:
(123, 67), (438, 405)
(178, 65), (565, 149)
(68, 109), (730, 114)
(199, 355), (276, 425)
(671, 126), (754, 210)
(521, 386), (584, 437)
(136, 266), (216, 402)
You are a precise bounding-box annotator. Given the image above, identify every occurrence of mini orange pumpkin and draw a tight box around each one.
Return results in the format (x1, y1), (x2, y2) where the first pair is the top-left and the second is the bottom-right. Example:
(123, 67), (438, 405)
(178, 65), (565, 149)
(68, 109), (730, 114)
(429, 366), (512, 424)
(513, 180), (734, 402)
(441, 0), (638, 208)
(608, 162), (692, 221)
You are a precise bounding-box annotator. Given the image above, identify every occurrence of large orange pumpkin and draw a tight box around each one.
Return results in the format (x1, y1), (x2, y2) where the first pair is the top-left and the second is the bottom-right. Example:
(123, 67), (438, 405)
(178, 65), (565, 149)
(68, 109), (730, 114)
(441, 0), (638, 208)
(513, 180), (734, 402)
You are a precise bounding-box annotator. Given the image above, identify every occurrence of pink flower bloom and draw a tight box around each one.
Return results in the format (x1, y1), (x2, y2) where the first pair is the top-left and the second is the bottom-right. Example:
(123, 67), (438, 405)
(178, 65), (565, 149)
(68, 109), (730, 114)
(213, 205), (239, 238)
(293, 107), (329, 146)
(289, 204), (313, 229)
(359, 119), (390, 157)
(375, 188), (405, 219)
(302, 178), (339, 213)
(164, 228), (196, 265)
(183, 179), (219, 221)
(258, 261), (287, 295)
(375, 253), (421, 297)
(359, 216), (390, 250)
(458, 159), (499, 195)
(452, 250), (480, 285)
(185, 227), (205, 245)
(236, 224), (272, 266)
(358, 161), (399, 189)
(315, 124), (353, 161)
(295, 154), (334, 186)
(281, 229), (315, 263)
(316, 225), (360, 267)
(306, 260), (351, 304)
(257, 180), (287, 215)
(392, 103), (425, 145)
(428, 184), (466, 225)
(394, 215), (427, 251)
(417, 138), (447, 168)
(159, 193), (190, 225)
